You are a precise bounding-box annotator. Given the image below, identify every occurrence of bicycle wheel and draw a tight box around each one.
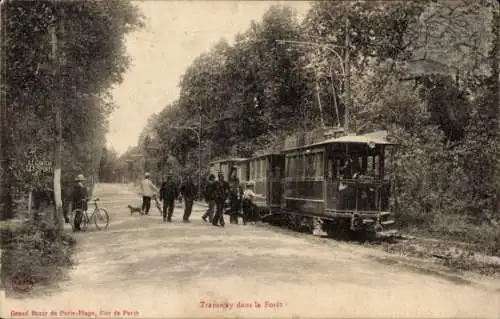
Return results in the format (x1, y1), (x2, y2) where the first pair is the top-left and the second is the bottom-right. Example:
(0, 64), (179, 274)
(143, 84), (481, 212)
(69, 209), (84, 232)
(81, 212), (90, 231)
(93, 208), (109, 230)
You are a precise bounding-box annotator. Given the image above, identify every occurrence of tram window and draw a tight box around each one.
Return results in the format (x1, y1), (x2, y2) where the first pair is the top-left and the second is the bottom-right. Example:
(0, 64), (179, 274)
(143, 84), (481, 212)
(293, 157), (297, 178)
(260, 160), (264, 179)
(305, 154), (315, 177)
(287, 157), (292, 178)
(285, 157), (290, 177)
(327, 159), (333, 179)
(336, 159), (344, 177)
(262, 159), (268, 178)
(362, 156), (368, 173)
(316, 153), (323, 177)
(296, 155), (304, 178)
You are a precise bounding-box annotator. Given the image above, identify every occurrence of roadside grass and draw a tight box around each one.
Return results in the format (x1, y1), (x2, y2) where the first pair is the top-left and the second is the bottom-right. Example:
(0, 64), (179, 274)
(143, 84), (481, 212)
(0, 216), (76, 296)
(381, 214), (500, 276)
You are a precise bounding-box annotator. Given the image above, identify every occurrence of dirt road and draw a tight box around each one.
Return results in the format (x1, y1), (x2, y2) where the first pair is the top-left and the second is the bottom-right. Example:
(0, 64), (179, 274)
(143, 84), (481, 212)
(2, 183), (499, 318)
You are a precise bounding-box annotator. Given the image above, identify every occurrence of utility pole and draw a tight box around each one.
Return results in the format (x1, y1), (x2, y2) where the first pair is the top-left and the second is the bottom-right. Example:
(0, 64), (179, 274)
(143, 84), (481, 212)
(276, 27), (351, 133)
(51, 4), (64, 231)
(169, 123), (202, 200)
(343, 17), (351, 133)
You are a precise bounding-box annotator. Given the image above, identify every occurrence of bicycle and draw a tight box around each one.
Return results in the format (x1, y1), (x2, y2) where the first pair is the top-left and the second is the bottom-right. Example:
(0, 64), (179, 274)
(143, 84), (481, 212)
(69, 198), (109, 231)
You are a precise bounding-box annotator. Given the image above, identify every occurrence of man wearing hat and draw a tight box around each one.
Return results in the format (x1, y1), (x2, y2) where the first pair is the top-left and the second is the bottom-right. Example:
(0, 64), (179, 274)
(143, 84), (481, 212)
(159, 172), (179, 222)
(201, 174), (216, 223)
(71, 174), (88, 231)
(212, 171), (230, 227)
(140, 172), (159, 215)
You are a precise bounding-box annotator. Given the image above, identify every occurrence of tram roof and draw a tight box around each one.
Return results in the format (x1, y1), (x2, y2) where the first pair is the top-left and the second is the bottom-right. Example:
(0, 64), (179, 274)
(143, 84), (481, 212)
(208, 157), (248, 165)
(283, 130), (397, 152)
(250, 152), (282, 159)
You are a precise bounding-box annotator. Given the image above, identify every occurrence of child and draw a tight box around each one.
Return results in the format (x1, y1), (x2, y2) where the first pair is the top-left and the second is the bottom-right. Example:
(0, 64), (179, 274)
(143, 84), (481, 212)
(241, 182), (264, 225)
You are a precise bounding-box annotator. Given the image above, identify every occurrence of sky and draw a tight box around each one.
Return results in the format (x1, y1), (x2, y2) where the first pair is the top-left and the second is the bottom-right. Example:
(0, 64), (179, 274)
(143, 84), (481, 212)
(107, 0), (311, 156)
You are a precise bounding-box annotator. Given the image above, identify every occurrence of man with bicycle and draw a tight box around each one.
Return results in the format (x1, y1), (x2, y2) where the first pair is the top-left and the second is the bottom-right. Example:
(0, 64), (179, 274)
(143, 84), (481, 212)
(71, 174), (88, 232)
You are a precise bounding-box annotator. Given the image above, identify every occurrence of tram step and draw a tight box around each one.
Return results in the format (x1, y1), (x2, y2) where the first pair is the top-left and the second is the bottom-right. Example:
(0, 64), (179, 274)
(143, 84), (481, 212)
(381, 220), (395, 226)
(380, 212), (392, 217)
(362, 218), (375, 224)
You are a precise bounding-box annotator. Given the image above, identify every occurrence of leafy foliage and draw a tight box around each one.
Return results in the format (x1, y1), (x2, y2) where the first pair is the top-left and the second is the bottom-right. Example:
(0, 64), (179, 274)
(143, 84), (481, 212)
(0, 0), (143, 219)
(0, 219), (76, 294)
(126, 1), (499, 252)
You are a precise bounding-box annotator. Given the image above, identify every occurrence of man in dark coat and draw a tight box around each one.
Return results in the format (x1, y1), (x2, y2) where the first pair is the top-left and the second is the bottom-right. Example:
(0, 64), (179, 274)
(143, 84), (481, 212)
(228, 168), (242, 224)
(201, 174), (216, 223)
(180, 175), (197, 222)
(212, 171), (230, 227)
(160, 173), (179, 223)
(71, 174), (88, 232)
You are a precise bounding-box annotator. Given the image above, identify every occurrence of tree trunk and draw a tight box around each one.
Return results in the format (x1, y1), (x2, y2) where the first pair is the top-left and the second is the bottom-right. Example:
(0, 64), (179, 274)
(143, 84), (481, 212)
(491, 3), (500, 217)
(50, 14), (64, 231)
(53, 108), (64, 231)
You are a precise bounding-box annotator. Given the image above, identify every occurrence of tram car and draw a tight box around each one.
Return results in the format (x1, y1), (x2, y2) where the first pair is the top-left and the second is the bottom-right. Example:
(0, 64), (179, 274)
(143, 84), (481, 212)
(208, 157), (248, 180)
(281, 130), (397, 236)
(239, 152), (285, 215)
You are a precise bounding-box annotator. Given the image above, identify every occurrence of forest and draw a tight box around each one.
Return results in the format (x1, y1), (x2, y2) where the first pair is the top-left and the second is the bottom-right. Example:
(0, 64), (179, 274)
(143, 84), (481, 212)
(0, 0), (143, 291)
(119, 0), (499, 251)
(0, 0), (143, 221)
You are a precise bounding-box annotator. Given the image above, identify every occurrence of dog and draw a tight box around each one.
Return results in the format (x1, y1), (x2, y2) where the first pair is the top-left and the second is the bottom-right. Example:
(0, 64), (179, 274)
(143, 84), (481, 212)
(127, 205), (142, 215)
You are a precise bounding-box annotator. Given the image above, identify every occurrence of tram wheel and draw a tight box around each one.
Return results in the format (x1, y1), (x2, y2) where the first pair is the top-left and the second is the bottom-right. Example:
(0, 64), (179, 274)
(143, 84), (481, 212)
(323, 219), (352, 240)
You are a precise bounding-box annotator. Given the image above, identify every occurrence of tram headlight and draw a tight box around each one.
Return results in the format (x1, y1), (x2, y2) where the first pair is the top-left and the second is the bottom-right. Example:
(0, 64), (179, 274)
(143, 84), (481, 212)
(368, 141), (376, 149)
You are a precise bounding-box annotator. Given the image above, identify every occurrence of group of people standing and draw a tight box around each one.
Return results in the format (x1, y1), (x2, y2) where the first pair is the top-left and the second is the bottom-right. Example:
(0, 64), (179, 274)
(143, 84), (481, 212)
(140, 166), (263, 227)
(201, 167), (263, 227)
(140, 172), (197, 223)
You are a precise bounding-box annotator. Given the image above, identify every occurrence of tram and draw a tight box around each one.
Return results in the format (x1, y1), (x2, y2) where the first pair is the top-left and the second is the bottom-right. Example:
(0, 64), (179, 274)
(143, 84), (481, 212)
(239, 152), (285, 215)
(207, 130), (398, 237)
(281, 130), (397, 236)
(208, 157), (248, 181)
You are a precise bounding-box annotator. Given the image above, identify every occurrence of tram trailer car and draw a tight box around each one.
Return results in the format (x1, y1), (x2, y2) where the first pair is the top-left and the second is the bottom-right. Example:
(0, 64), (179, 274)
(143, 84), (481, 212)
(208, 157), (248, 181)
(281, 130), (398, 236)
(239, 153), (285, 216)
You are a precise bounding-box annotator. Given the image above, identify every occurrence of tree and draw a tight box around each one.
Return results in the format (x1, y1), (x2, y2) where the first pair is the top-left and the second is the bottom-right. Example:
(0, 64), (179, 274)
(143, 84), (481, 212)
(0, 0), (144, 224)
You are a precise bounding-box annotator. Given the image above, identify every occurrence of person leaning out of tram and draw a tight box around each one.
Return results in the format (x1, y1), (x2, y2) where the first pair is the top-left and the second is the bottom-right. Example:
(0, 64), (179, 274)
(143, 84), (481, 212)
(241, 181), (265, 225)
(337, 157), (370, 210)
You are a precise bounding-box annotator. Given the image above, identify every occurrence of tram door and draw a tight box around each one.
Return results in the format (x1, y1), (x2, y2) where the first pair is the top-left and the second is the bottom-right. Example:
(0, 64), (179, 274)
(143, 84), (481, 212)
(269, 155), (284, 213)
(325, 150), (352, 210)
(325, 151), (337, 210)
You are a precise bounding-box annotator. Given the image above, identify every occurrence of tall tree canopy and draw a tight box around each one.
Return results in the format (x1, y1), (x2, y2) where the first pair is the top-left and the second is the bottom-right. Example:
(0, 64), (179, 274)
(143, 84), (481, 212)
(1, 0), (144, 219)
(127, 1), (498, 235)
